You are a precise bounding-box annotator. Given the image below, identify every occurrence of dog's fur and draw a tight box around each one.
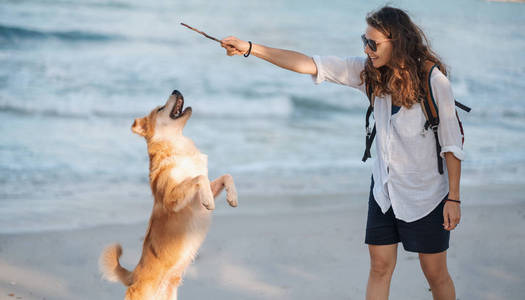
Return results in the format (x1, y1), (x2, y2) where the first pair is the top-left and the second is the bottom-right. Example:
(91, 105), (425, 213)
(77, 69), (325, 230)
(99, 91), (237, 300)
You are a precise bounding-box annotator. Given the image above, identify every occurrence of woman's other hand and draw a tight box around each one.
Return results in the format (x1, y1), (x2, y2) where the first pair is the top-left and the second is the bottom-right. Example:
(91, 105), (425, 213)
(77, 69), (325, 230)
(221, 36), (250, 56)
(443, 201), (461, 231)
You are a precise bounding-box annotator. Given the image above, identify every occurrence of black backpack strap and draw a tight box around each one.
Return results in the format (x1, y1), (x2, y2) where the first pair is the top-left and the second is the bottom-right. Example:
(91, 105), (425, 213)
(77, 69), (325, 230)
(362, 81), (376, 162)
(454, 100), (471, 112)
(362, 124), (376, 162)
(421, 62), (444, 174)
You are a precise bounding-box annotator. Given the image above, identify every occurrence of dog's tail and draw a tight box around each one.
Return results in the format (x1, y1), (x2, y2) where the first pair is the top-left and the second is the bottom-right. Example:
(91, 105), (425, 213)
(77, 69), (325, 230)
(99, 243), (134, 286)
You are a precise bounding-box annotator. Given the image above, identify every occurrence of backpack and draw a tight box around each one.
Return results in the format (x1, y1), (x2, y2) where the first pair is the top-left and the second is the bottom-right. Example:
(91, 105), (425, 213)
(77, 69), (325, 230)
(362, 61), (471, 174)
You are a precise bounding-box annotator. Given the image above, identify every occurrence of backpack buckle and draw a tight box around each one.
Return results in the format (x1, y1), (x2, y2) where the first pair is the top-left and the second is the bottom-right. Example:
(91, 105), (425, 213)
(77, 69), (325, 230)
(420, 127), (427, 136)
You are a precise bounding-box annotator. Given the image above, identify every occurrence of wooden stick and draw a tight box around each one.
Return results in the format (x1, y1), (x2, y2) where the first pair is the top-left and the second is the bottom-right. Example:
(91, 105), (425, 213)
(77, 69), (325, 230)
(180, 23), (221, 43)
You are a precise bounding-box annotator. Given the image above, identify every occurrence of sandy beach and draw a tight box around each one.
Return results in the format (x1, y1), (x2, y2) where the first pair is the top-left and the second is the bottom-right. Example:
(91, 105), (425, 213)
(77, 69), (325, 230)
(1, 184), (524, 300)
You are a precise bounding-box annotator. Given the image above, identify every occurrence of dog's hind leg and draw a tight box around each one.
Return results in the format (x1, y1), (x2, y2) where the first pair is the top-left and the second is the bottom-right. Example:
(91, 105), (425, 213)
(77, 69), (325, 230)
(164, 175), (215, 211)
(210, 174), (238, 207)
(167, 276), (181, 300)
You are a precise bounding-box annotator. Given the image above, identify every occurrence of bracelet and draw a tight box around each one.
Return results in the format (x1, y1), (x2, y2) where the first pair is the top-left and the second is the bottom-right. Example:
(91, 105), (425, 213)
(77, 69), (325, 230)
(244, 41), (252, 57)
(445, 198), (461, 204)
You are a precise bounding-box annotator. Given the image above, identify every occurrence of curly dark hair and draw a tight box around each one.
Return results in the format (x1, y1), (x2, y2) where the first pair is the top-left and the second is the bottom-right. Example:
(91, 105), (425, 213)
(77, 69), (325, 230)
(359, 6), (447, 108)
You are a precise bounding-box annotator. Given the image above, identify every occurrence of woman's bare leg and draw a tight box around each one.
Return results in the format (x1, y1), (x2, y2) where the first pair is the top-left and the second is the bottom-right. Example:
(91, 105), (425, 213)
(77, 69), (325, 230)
(366, 244), (398, 300)
(419, 251), (455, 300)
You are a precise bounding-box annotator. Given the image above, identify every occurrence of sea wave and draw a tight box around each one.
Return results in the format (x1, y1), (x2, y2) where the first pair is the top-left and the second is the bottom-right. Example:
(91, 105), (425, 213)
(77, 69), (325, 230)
(0, 24), (122, 44)
(2, 95), (525, 121)
(290, 95), (362, 115)
(0, 102), (141, 119)
(0, 97), (294, 120)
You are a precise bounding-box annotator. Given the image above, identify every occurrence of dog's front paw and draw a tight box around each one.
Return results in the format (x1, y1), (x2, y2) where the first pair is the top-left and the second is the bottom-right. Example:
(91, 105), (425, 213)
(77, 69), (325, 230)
(225, 177), (238, 207)
(224, 174), (239, 207)
(200, 188), (215, 210)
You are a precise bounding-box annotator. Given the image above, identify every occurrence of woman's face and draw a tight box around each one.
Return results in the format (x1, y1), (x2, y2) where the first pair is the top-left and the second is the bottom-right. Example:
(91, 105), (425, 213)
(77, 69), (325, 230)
(363, 25), (393, 68)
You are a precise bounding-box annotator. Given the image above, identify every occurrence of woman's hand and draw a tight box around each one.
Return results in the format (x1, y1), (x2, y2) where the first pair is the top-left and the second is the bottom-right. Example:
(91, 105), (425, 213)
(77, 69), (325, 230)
(443, 201), (461, 231)
(221, 36), (250, 56)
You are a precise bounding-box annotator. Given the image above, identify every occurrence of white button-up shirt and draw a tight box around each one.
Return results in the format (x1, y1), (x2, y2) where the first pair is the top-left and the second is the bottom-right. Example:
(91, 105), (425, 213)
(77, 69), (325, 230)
(312, 55), (465, 222)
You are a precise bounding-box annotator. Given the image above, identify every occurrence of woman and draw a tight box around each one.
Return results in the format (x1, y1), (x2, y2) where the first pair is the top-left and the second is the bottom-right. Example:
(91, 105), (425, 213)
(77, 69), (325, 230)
(221, 6), (463, 300)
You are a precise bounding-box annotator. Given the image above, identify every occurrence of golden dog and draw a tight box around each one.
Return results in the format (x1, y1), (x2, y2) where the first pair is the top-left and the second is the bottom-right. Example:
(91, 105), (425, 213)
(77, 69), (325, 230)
(99, 90), (238, 300)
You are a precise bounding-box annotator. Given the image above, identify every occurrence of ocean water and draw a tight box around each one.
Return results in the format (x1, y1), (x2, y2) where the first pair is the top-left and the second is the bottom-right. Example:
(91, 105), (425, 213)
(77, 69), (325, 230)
(1, 0), (524, 233)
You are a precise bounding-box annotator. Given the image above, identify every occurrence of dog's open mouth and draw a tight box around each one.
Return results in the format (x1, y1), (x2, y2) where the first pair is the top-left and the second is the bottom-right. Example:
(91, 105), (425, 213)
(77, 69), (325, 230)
(169, 97), (184, 119)
(169, 90), (191, 120)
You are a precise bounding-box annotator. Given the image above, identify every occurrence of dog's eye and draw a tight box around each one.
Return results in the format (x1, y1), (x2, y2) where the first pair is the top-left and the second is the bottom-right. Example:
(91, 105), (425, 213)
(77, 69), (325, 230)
(157, 106), (165, 112)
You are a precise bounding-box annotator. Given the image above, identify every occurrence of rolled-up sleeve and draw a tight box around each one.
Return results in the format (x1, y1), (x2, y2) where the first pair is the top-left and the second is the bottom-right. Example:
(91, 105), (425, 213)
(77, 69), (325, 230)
(431, 71), (466, 161)
(311, 55), (366, 90)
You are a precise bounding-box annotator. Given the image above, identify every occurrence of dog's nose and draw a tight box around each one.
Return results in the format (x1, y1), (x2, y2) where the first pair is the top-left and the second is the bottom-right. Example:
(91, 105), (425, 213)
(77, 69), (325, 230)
(171, 90), (183, 99)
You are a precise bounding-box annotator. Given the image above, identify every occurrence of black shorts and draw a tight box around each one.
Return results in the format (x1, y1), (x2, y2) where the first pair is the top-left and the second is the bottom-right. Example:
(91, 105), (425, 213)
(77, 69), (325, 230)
(365, 178), (450, 254)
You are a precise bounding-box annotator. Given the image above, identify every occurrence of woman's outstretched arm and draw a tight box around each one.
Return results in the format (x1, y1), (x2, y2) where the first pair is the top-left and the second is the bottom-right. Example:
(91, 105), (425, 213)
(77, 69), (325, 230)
(221, 36), (317, 75)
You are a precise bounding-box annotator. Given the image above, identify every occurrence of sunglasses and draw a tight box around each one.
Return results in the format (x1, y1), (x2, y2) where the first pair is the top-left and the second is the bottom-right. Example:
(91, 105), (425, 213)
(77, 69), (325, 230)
(361, 34), (390, 52)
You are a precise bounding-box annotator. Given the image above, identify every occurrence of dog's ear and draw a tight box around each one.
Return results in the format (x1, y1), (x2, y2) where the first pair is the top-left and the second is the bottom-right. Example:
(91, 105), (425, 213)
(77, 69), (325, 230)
(131, 117), (148, 137)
